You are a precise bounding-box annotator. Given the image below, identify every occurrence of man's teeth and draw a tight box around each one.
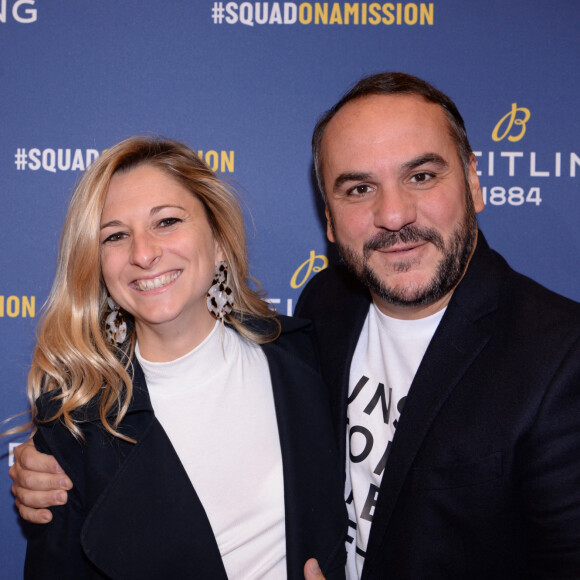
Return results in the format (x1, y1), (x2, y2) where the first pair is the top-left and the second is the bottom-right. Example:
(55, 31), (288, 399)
(135, 271), (180, 291)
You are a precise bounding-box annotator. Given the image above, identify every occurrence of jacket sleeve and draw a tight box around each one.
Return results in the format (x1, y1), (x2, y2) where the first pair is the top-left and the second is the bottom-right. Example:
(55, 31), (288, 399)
(24, 426), (92, 580)
(520, 335), (580, 578)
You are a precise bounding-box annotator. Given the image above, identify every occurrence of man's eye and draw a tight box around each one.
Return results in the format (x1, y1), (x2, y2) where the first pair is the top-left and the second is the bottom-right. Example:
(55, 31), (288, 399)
(348, 184), (372, 196)
(411, 172), (433, 183)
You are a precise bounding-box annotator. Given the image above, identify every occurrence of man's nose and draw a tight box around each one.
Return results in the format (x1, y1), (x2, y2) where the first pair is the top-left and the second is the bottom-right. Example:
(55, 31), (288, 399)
(373, 185), (417, 231)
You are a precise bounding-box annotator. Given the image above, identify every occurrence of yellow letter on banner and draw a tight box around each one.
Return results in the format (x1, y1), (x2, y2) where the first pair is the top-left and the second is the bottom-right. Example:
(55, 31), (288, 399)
(492, 103), (531, 142)
(291, 251), (328, 289)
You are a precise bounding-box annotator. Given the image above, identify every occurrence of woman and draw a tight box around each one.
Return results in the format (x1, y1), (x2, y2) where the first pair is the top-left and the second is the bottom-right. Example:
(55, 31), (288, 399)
(22, 137), (346, 579)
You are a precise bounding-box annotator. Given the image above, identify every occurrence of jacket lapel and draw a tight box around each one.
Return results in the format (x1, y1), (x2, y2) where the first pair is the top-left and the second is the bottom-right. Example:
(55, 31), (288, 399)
(315, 271), (372, 466)
(81, 361), (228, 579)
(263, 333), (347, 579)
(362, 234), (502, 577)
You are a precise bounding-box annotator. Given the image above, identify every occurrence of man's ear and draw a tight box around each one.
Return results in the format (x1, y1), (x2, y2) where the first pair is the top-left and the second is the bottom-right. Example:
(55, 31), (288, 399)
(468, 154), (485, 214)
(325, 206), (336, 242)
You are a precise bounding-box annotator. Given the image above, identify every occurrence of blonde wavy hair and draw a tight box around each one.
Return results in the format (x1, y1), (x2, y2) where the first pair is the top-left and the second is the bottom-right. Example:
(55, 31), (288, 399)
(28, 136), (280, 441)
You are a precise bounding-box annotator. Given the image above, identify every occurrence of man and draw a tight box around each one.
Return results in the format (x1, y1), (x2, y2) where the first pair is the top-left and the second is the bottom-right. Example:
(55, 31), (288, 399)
(299, 72), (580, 579)
(11, 73), (580, 579)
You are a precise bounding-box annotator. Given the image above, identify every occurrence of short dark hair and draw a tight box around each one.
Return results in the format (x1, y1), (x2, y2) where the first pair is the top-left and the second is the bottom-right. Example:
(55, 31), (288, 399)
(312, 72), (473, 200)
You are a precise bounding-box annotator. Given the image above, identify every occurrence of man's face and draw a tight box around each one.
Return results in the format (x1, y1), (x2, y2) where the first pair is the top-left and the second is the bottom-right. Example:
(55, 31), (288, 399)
(320, 94), (484, 319)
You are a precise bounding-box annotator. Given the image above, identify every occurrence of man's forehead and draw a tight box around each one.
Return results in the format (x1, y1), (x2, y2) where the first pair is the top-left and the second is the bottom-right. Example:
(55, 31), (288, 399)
(326, 93), (447, 136)
(321, 93), (461, 175)
(321, 95), (454, 167)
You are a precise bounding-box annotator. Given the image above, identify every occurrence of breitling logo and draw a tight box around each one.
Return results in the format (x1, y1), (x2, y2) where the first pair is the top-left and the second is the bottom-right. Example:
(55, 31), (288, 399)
(492, 103), (531, 143)
(290, 250), (328, 289)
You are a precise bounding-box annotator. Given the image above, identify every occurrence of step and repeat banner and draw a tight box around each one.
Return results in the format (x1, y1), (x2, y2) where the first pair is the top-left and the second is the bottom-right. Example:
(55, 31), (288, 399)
(1, 0), (578, 574)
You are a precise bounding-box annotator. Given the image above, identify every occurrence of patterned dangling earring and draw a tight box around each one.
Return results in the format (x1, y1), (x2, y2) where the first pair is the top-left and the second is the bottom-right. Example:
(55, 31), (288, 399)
(105, 297), (127, 345)
(206, 261), (234, 320)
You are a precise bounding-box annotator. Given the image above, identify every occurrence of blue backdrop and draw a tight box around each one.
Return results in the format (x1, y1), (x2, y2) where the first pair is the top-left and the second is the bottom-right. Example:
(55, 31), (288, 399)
(1, 1), (579, 575)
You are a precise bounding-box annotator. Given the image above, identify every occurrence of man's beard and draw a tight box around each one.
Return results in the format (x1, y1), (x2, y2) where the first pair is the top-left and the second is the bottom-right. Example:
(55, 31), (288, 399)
(331, 192), (478, 308)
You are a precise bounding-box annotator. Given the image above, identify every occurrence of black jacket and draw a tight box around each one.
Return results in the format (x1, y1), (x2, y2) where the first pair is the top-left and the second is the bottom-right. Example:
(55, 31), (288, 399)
(25, 315), (347, 579)
(296, 233), (580, 579)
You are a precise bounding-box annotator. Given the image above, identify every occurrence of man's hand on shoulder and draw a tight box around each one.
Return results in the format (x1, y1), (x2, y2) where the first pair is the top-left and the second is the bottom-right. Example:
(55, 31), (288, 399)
(9, 439), (72, 524)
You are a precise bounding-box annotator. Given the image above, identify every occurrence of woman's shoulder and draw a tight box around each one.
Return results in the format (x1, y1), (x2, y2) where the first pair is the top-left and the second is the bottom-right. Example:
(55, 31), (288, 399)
(34, 387), (108, 430)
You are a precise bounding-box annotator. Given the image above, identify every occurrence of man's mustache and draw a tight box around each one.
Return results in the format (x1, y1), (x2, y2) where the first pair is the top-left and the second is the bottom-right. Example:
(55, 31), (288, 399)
(363, 226), (444, 258)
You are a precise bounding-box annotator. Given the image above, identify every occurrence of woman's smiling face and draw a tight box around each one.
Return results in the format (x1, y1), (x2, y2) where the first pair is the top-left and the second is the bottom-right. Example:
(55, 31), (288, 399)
(99, 164), (223, 343)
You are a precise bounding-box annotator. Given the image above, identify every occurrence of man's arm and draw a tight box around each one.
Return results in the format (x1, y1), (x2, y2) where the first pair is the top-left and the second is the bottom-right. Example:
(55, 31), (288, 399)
(9, 439), (73, 523)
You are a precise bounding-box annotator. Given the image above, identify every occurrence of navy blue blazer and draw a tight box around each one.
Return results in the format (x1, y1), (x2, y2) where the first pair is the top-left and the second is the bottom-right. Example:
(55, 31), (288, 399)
(296, 233), (580, 579)
(25, 316), (347, 579)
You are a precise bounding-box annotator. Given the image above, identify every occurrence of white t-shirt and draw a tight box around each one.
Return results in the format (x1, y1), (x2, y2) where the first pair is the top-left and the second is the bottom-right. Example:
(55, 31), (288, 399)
(136, 322), (286, 579)
(345, 303), (445, 579)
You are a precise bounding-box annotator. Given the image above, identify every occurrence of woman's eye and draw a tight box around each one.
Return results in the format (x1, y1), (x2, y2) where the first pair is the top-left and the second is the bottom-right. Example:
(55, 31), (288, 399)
(103, 232), (126, 243)
(158, 217), (181, 228)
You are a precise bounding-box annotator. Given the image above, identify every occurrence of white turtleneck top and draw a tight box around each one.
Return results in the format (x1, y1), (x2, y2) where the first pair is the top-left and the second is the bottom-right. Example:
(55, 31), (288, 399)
(136, 322), (286, 579)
